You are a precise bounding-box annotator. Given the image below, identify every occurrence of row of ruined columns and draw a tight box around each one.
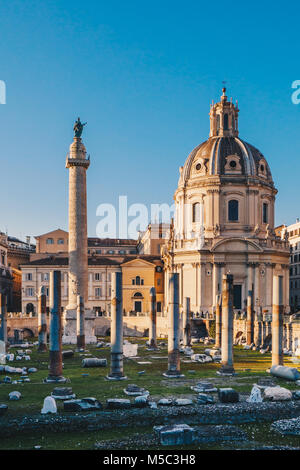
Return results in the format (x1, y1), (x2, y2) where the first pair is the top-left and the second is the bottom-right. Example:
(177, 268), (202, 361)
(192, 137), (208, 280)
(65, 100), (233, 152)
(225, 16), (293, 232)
(0, 269), (285, 380)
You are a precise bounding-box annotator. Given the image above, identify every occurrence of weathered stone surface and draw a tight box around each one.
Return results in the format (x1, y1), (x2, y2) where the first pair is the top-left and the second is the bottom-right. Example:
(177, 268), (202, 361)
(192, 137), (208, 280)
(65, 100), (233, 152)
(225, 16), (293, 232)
(41, 396), (57, 414)
(191, 381), (217, 393)
(9, 391), (21, 401)
(264, 386), (292, 401)
(28, 368), (38, 373)
(106, 399), (131, 409)
(82, 357), (107, 368)
(218, 388), (239, 403)
(257, 377), (276, 388)
(64, 397), (102, 412)
(197, 393), (215, 405)
(270, 365), (300, 382)
(62, 350), (74, 359)
(155, 424), (194, 446)
(134, 395), (149, 407)
(247, 385), (263, 403)
(158, 398), (173, 406)
(51, 387), (75, 400)
(271, 417), (300, 436)
(124, 384), (149, 397)
(174, 398), (193, 406)
(123, 343), (138, 358)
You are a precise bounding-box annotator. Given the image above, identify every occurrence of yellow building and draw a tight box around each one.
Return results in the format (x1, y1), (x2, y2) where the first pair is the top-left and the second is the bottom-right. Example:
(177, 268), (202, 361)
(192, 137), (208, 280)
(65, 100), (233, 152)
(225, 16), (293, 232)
(121, 256), (164, 313)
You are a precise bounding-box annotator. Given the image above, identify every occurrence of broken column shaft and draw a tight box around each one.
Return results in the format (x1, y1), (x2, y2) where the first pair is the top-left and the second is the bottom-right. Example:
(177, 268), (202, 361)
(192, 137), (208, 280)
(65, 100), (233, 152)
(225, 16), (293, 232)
(272, 274), (284, 366)
(108, 272), (126, 380)
(246, 289), (253, 345)
(215, 294), (222, 348)
(183, 296), (191, 347)
(149, 287), (157, 348)
(46, 271), (65, 382)
(76, 295), (85, 350)
(219, 274), (235, 375)
(37, 287), (47, 352)
(164, 273), (183, 377)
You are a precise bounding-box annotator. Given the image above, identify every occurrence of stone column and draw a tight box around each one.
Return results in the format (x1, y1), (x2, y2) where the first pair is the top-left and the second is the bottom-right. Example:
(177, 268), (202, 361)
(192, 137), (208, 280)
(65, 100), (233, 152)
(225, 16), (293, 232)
(164, 273), (183, 377)
(76, 295), (85, 350)
(272, 275), (284, 366)
(219, 274), (235, 375)
(0, 293), (7, 346)
(215, 294), (222, 348)
(46, 271), (66, 383)
(107, 272), (126, 380)
(246, 289), (253, 345)
(37, 287), (47, 352)
(183, 296), (191, 347)
(149, 287), (157, 349)
(64, 128), (96, 344)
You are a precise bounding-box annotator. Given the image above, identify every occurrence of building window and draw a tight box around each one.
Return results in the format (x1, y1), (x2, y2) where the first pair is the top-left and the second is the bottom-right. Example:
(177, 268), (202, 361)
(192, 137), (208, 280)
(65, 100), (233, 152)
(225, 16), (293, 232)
(157, 301), (162, 312)
(46, 238), (54, 244)
(26, 273), (33, 281)
(95, 273), (102, 281)
(263, 203), (268, 224)
(192, 202), (200, 223)
(25, 287), (34, 296)
(224, 113), (228, 130)
(135, 276), (141, 286)
(228, 200), (239, 222)
(57, 239), (64, 245)
(41, 273), (49, 281)
(95, 287), (102, 297)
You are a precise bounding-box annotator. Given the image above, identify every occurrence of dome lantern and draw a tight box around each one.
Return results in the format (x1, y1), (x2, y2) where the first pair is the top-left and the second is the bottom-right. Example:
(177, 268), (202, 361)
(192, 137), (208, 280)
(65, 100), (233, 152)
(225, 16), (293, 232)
(209, 87), (239, 138)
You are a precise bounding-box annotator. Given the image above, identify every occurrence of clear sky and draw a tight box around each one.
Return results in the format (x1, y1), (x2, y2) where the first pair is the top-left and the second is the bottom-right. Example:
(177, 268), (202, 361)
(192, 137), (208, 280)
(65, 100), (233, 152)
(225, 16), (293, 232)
(1, 0), (300, 241)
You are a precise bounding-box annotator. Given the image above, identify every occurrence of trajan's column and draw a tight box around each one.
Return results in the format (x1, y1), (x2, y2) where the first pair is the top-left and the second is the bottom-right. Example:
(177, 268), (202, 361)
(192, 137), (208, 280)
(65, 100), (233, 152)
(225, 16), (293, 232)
(62, 118), (96, 344)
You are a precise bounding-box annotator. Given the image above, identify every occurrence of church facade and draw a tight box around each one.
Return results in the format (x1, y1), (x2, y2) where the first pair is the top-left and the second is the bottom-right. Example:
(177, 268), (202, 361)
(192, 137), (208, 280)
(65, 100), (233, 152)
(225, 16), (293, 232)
(162, 88), (290, 318)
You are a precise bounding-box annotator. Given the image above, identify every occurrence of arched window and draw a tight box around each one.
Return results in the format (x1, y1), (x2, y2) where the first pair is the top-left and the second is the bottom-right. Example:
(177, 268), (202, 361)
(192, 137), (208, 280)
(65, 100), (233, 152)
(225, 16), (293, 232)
(224, 113), (228, 130)
(263, 203), (268, 224)
(133, 292), (143, 298)
(192, 202), (200, 223)
(135, 276), (141, 285)
(228, 200), (239, 221)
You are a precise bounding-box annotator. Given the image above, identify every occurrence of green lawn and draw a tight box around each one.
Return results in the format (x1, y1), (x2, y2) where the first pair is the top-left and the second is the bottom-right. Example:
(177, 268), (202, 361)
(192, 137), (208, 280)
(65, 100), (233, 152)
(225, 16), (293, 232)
(0, 338), (299, 450)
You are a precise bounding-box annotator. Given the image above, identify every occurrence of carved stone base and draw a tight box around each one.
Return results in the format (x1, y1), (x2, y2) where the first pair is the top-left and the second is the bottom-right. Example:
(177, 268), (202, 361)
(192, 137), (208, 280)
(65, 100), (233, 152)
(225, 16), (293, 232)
(162, 371), (185, 378)
(62, 308), (97, 344)
(43, 375), (67, 384)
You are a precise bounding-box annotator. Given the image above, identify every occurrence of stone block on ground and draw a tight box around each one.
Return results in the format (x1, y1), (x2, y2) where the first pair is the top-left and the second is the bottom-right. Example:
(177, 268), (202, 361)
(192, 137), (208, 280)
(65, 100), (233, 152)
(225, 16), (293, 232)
(41, 396), (57, 414)
(134, 395), (149, 408)
(106, 398), (131, 410)
(191, 381), (217, 393)
(123, 343), (138, 357)
(270, 365), (300, 382)
(174, 398), (193, 406)
(197, 393), (215, 405)
(158, 398), (173, 406)
(218, 388), (239, 403)
(62, 350), (74, 359)
(247, 385), (263, 403)
(51, 387), (76, 400)
(155, 424), (195, 446)
(263, 386), (292, 401)
(64, 397), (102, 412)
(82, 358), (107, 368)
(9, 391), (21, 401)
(124, 384), (149, 396)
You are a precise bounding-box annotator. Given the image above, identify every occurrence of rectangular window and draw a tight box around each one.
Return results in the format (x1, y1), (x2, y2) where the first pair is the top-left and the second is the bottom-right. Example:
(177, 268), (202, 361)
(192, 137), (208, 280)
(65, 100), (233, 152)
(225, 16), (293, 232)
(26, 273), (32, 281)
(157, 301), (162, 312)
(95, 287), (102, 297)
(26, 287), (34, 296)
(95, 273), (101, 281)
(263, 203), (268, 224)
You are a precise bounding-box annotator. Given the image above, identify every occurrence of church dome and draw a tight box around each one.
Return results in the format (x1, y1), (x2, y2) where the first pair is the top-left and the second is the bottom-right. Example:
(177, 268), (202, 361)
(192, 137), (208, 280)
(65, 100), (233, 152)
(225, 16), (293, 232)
(178, 88), (273, 187)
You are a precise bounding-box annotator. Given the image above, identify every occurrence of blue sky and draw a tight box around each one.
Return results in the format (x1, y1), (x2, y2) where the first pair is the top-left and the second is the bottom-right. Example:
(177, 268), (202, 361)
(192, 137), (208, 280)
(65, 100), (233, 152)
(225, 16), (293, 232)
(0, 0), (300, 240)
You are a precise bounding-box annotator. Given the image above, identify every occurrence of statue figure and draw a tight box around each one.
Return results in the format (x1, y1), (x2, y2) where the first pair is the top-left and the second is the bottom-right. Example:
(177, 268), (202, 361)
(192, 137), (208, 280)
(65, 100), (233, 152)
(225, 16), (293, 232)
(73, 117), (87, 138)
(254, 224), (260, 235)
